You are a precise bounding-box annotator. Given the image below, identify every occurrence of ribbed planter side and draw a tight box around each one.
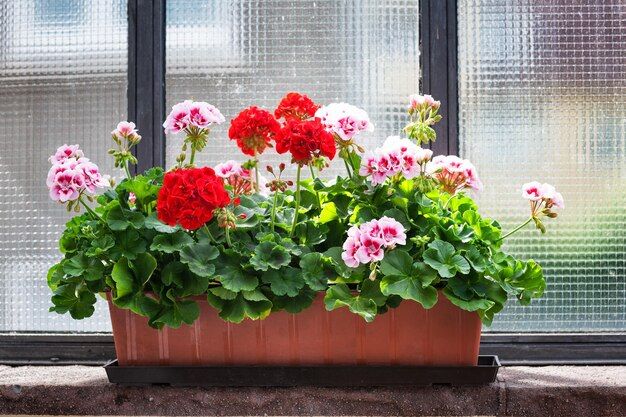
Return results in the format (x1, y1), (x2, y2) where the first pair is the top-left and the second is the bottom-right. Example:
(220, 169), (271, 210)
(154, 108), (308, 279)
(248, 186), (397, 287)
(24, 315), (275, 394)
(108, 292), (481, 367)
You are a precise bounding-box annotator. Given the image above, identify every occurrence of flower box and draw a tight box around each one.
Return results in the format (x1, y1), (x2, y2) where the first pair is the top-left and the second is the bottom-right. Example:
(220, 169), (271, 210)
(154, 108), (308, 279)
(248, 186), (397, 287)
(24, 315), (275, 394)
(108, 292), (481, 367)
(47, 92), (561, 382)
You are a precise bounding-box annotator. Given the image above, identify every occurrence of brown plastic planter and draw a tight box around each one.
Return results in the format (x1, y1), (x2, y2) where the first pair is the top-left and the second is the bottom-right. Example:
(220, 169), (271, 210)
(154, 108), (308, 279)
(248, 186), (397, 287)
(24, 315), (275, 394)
(107, 292), (481, 367)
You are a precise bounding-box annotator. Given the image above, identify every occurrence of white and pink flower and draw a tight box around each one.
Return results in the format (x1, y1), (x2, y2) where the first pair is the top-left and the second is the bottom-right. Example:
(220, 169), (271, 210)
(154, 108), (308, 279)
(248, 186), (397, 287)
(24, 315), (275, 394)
(111, 121), (139, 139)
(47, 145), (109, 203)
(315, 102), (373, 143)
(215, 160), (245, 179)
(341, 217), (407, 267)
(163, 100), (225, 135)
(409, 94), (440, 111)
(48, 144), (84, 164)
(359, 136), (433, 185)
(522, 182), (564, 211)
(426, 155), (483, 194)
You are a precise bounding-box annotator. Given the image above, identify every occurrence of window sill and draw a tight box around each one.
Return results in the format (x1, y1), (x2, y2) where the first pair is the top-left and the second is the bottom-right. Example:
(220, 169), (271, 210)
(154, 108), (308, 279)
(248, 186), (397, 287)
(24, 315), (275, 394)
(0, 365), (624, 416)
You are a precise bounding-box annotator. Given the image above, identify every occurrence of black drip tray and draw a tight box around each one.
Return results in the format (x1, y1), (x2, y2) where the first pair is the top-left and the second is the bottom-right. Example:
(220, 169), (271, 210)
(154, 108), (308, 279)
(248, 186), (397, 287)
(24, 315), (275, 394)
(104, 355), (500, 387)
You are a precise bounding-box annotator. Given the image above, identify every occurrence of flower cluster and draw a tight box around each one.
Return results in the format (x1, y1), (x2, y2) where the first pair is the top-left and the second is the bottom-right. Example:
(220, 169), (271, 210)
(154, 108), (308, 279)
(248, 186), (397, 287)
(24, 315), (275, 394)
(274, 92), (320, 121)
(315, 102), (373, 144)
(426, 155), (483, 194)
(409, 94), (440, 113)
(111, 121), (141, 142)
(405, 94), (442, 144)
(156, 167), (230, 230)
(275, 118), (336, 164)
(228, 106), (281, 156)
(522, 181), (564, 209)
(215, 160), (269, 197)
(47, 145), (109, 203)
(163, 100), (225, 135)
(359, 136), (433, 185)
(342, 217), (407, 267)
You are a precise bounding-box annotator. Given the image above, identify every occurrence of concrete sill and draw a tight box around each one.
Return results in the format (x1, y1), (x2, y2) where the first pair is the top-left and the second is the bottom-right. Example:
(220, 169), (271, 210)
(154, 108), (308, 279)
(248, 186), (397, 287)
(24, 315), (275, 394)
(0, 365), (624, 416)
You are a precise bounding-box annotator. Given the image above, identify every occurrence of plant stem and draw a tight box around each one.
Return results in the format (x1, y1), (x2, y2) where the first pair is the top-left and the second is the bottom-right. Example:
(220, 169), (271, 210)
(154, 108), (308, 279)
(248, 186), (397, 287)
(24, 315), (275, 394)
(225, 227), (233, 247)
(270, 190), (278, 233)
(252, 151), (260, 193)
(308, 164), (322, 209)
(78, 196), (104, 223)
(343, 157), (353, 179)
(189, 146), (196, 166)
(123, 161), (132, 179)
(499, 217), (533, 241)
(290, 165), (302, 237)
(202, 224), (218, 244)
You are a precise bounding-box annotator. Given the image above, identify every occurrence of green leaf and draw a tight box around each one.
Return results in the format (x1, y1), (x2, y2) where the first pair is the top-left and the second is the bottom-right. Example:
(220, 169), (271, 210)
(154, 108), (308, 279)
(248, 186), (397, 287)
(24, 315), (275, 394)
(318, 202), (338, 224)
(130, 252), (157, 286)
(150, 231), (194, 253)
(86, 234), (115, 256)
(117, 175), (160, 207)
(63, 254), (104, 282)
(161, 261), (186, 287)
(179, 241), (219, 277)
(207, 292), (272, 323)
(219, 270), (258, 292)
(49, 283), (96, 319)
(250, 241), (291, 271)
(109, 229), (146, 260)
(47, 263), (64, 291)
(299, 252), (331, 291)
(324, 284), (378, 322)
(152, 299), (200, 328)
(209, 286), (237, 300)
(261, 267), (305, 297)
(422, 240), (470, 278)
(270, 288), (317, 313)
(144, 212), (178, 233)
(465, 246), (489, 272)
(380, 275), (438, 308)
(106, 204), (145, 231)
(360, 279), (387, 307)
(379, 250), (413, 277)
(443, 287), (495, 311)
(111, 257), (138, 304)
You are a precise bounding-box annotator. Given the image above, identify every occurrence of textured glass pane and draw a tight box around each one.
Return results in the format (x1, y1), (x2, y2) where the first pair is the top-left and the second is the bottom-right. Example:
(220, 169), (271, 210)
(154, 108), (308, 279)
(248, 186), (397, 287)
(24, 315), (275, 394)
(0, 0), (127, 332)
(165, 0), (420, 175)
(458, 1), (626, 331)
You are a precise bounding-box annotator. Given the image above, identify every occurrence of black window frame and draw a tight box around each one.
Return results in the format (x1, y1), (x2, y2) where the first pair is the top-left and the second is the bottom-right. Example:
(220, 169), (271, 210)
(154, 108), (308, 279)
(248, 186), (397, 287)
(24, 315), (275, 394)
(0, 0), (624, 366)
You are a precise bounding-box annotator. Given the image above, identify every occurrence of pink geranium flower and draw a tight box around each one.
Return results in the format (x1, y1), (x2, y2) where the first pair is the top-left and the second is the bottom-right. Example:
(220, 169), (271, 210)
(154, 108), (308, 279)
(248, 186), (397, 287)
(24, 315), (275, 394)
(522, 181), (545, 201)
(359, 136), (434, 185)
(47, 145), (109, 204)
(426, 155), (482, 194)
(341, 217), (407, 267)
(48, 144), (84, 164)
(163, 100), (224, 135)
(111, 121), (138, 139)
(315, 102), (373, 143)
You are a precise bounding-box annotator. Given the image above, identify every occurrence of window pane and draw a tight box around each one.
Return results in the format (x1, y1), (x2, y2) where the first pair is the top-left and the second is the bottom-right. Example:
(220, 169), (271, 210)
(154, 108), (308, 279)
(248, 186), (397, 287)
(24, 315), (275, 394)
(165, 0), (420, 175)
(0, 0), (128, 332)
(458, 1), (626, 331)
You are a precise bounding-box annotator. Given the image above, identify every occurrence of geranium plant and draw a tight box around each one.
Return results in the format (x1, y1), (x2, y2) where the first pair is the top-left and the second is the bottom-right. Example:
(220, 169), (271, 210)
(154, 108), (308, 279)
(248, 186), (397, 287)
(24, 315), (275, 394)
(47, 92), (562, 328)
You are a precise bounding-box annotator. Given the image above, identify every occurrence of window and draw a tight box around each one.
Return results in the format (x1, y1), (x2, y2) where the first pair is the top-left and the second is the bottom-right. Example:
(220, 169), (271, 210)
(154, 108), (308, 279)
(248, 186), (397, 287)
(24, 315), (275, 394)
(0, 0), (127, 332)
(165, 0), (421, 176)
(458, 0), (626, 331)
(1, 0), (623, 362)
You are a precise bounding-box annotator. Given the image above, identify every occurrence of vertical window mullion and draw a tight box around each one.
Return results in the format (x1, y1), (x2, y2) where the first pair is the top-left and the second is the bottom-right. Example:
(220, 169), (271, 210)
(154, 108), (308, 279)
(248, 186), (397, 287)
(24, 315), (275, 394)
(128, 0), (166, 173)
(420, 0), (458, 156)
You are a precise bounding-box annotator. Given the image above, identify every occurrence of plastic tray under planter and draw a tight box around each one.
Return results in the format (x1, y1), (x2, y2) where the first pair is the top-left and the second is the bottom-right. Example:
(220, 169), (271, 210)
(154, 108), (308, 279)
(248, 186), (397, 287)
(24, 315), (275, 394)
(104, 355), (500, 387)
(107, 292), (483, 367)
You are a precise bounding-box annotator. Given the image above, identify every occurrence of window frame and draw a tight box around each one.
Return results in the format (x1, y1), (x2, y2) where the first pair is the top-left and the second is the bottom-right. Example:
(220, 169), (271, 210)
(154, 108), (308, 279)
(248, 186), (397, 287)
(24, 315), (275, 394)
(0, 0), (624, 366)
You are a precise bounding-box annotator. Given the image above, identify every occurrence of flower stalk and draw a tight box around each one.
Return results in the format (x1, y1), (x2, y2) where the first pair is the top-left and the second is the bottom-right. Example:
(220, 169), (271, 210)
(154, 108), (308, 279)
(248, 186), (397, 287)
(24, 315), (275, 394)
(290, 165), (302, 237)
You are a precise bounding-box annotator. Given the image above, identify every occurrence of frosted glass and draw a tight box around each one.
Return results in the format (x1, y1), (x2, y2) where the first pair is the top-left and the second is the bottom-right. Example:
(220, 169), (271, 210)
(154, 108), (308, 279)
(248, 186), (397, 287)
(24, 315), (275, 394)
(458, 1), (626, 331)
(165, 0), (420, 176)
(0, 0), (128, 332)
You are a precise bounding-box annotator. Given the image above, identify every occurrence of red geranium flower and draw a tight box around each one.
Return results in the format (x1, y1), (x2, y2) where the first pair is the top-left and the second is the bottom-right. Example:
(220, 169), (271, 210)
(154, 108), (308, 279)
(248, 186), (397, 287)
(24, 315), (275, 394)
(275, 118), (336, 164)
(228, 106), (280, 156)
(274, 92), (320, 121)
(156, 167), (230, 230)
